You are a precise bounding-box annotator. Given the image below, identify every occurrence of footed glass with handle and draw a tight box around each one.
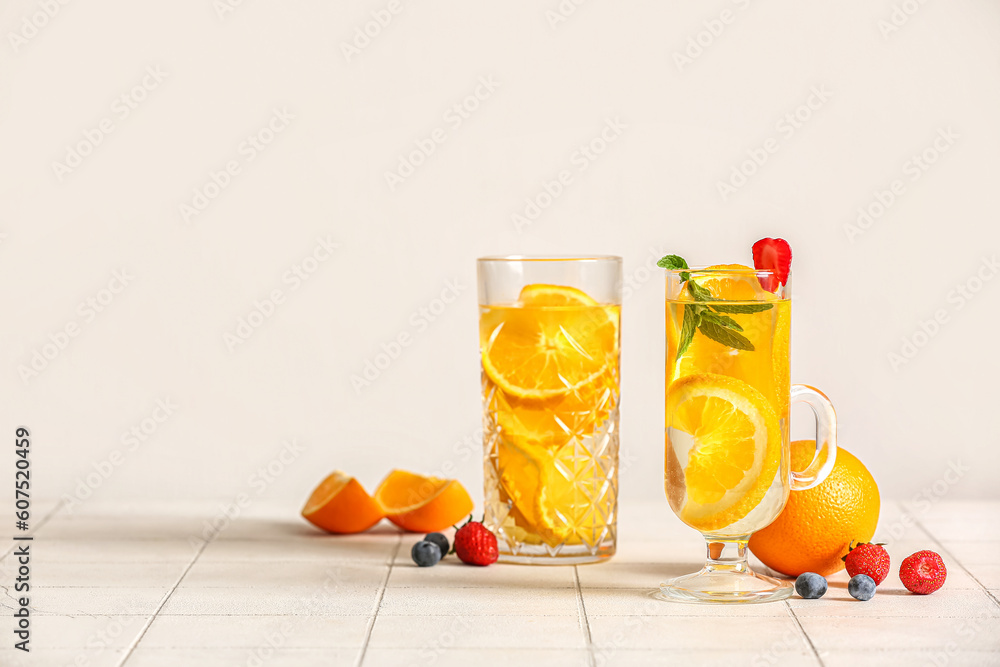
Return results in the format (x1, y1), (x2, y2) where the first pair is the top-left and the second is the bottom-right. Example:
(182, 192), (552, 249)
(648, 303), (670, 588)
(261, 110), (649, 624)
(657, 260), (836, 603)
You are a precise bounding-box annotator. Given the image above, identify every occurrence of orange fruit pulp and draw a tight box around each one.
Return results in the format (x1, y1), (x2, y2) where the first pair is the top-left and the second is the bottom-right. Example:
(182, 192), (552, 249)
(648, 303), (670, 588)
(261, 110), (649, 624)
(374, 470), (474, 533)
(302, 471), (385, 534)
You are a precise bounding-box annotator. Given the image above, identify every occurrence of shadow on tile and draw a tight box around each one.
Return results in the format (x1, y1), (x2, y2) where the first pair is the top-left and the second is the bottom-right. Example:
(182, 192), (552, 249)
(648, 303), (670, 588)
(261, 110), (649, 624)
(218, 518), (403, 541)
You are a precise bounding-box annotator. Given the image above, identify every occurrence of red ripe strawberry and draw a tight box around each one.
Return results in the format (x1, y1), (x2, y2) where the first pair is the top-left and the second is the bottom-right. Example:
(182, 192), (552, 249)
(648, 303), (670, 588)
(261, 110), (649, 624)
(454, 519), (498, 566)
(899, 550), (947, 594)
(843, 542), (890, 585)
(752, 237), (792, 292)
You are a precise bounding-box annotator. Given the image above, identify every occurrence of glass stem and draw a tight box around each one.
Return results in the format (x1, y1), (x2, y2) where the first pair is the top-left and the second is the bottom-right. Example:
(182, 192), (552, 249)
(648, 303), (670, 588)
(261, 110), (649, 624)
(704, 537), (751, 574)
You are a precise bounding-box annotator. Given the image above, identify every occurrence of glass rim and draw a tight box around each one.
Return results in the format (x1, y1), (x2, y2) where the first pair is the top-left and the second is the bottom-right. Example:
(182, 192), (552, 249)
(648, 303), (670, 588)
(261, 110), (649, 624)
(663, 265), (789, 277)
(477, 254), (622, 263)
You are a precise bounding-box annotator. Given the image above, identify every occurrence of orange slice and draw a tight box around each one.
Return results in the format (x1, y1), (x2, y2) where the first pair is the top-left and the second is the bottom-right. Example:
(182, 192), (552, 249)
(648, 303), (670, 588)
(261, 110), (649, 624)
(301, 471), (385, 534)
(491, 374), (616, 450)
(497, 438), (613, 548)
(680, 264), (775, 302)
(480, 284), (618, 401)
(666, 374), (780, 532)
(374, 470), (474, 533)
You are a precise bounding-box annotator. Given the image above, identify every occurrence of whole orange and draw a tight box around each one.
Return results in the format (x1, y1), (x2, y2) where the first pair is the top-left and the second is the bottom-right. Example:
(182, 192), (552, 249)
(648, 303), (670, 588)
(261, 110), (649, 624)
(749, 440), (880, 577)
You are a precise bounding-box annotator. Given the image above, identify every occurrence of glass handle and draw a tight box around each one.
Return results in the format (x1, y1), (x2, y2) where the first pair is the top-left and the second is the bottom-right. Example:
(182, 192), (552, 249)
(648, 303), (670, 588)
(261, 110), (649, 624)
(789, 384), (837, 491)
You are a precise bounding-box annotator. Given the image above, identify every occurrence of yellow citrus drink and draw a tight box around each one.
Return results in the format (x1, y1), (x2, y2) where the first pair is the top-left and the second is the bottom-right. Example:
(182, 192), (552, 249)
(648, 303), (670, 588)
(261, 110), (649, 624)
(665, 266), (791, 538)
(480, 284), (620, 561)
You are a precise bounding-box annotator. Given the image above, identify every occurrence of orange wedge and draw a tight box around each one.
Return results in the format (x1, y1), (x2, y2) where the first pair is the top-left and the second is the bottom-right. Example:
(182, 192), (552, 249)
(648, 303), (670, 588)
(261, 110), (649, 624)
(374, 470), (474, 533)
(302, 471), (385, 534)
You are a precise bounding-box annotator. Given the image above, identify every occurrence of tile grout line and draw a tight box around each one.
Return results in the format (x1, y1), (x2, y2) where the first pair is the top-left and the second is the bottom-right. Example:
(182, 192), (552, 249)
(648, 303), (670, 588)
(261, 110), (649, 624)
(354, 533), (402, 667)
(0, 500), (67, 608)
(1, 499), (66, 561)
(115, 537), (213, 666)
(910, 514), (1000, 611)
(783, 601), (825, 667)
(572, 565), (596, 667)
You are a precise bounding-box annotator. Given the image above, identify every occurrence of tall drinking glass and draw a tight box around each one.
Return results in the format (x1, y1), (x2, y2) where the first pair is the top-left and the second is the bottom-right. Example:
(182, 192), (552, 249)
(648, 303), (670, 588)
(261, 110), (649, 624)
(659, 266), (836, 602)
(478, 256), (622, 564)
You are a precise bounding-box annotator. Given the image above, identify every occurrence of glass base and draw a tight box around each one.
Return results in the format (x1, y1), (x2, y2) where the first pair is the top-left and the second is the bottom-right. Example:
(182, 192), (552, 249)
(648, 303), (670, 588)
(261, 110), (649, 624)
(654, 537), (793, 604)
(497, 544), (614, 565)
(656, 567), (792, 604)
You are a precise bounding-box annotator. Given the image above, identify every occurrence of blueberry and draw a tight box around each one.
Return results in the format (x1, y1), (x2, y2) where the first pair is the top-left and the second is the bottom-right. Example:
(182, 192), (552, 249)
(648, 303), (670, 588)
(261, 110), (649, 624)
(848, 574), (876, 601)
(424, 532), (449, 556)
(794, 572), (828, 599)
(411, 540), (442, 567)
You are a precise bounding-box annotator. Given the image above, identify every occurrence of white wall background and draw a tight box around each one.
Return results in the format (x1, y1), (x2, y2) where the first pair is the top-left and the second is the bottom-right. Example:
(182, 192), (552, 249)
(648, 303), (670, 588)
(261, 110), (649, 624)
(1, 0), (998, 515)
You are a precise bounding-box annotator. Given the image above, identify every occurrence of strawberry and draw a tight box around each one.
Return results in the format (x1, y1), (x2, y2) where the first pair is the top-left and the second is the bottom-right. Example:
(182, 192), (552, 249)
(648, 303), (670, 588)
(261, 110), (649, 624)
(453, 518), (498, 566)
(751, 237), (792, 292)
(899, 550), (947, 594)
(843, 542), (890, 585)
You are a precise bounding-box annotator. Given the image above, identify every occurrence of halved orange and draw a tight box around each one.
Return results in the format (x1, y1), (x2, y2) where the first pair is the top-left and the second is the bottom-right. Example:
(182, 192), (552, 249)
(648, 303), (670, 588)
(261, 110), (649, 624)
(480, 284), (618, 401)
(302, 471), (385, 534)
(374, 470), (474, 533)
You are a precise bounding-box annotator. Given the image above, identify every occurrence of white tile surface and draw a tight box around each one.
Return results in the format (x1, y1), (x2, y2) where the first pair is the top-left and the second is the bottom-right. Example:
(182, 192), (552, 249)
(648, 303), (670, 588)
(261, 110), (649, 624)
(0, 587), (168, 616)
(180, 560), (387, 588)
(125, 647), (359, 666)
(389, 559), (577, 588)
(596, 649), (820, 666)
(10, 615), (144, 649)
(0, 648), (126, 667)
(160, 586), (379, 616)
(800, 615), (1000, 651)
(588, 614), (808, 651)
(367, 615), (587, 649)
(789, 588), (1000, 618)
(140, 614), (371, 648)
(3, 539), (197, 563)
(939, 540), (1000, 566)
(872, 500), (936, 542)
(36, 515), (211, 541)
(583, 589), (788, 617)
(378, 585), (579, 616)
(915, 501), (1000, 541)
(0, 561), (187, 588)
(4, 500), (998, 666)
(822, 650), (1000, 667)
(363, 647), (592, 666)
(576, 559), (702, 589)
(198, 535), (398, 563)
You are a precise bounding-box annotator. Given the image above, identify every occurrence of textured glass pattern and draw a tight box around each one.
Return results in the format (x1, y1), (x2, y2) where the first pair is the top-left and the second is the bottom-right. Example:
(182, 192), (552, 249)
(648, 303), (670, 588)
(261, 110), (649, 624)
(482, 369), (619, 563)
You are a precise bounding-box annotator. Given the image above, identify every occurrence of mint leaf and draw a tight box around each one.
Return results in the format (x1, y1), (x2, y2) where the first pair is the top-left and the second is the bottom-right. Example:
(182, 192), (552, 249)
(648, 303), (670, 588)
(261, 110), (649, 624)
(676, 304), (703, 359)
(709, 303), (774, 314)
(657, 254), (690, 282)
(687, 280), (712, 301)
(700, 311), (743, 332)
(697, 319), (755, 351)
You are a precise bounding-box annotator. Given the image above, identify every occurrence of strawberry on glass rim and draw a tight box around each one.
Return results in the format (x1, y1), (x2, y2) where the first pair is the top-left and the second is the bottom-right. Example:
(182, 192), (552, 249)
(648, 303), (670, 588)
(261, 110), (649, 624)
(752, 238), (792, 293)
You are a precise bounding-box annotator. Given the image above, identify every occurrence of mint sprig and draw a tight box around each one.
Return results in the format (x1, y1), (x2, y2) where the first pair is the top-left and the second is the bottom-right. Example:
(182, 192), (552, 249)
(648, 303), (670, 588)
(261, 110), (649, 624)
(700, 311), (743, 332)
(656, 255), (690, 282)
(709, 303), (774, 314)
(686, 280), (712, 302)
(697, 318), (755, 351)
(660, 253), (773, 357)
(676, 304), (701, 358)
